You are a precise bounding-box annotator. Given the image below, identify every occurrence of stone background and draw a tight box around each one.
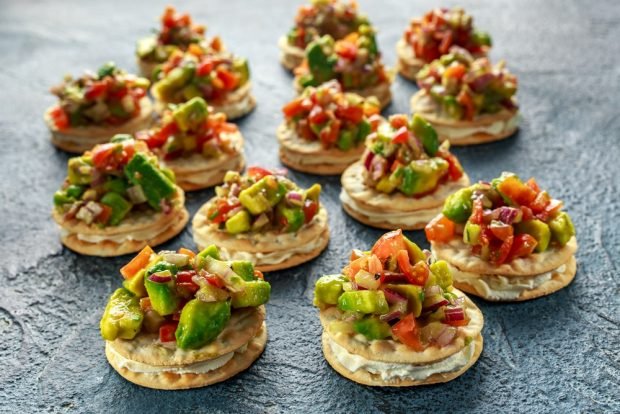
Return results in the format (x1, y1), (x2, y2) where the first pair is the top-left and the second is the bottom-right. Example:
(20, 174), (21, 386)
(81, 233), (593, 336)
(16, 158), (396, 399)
(1, 0), (618, 412)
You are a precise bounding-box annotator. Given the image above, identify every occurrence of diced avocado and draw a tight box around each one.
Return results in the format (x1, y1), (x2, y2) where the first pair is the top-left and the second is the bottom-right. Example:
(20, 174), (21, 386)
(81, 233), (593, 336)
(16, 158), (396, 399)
(109, 134), (130, 144)
(337, 290), (389, 315)
(357, 119), (372, 141)
(304, 183), (322, 202)
(383, 284), (424, 317)
(197, 244), (221, 261)
(182, 84), (202, 100)
(231, 261), (255, 281)
(337, 130), (355, 151)
(314, 274), (347, 306)
(122, 269), (147, 298)
(410, 114), (439, 156)
(100, 192), (132, 225)
(231, 280), (271, 308)
(463, 222), (482, 245)
(376, 176), (397, 193)
(68, 157), (93, 185)
(103, 178), (128, 195)
(233, 57), (250, 85)
(276, 204), (304, 232)
(353, 316), (392, 340)
(548, 212), (575, 246)
(124, 153), (176, 210)
(472, 30), (492, 47)
(443, 188), (473, 223)
(238, 177), (286, 215)
(195, 284), (230, 302)
(175, 300), (231, 349)
(99, 288), (143, 341)
(65, 185), (85, 199)
(152, 66), (195, 101)
(136, 37), (157, 58)
(225, 210), (251, 234)
(407, 158), (449, 195)
(97, 62), (116, 79)
(53, 191), (74, 206)
(516, 219), (551, 252)
(404, 236), (426, 264)
(306, 38), (335, 85)
(173, 97), (209, 132)
(145, 260), (178, 276)
(144, 277), (178, 316)
(429, 260), (453, 290)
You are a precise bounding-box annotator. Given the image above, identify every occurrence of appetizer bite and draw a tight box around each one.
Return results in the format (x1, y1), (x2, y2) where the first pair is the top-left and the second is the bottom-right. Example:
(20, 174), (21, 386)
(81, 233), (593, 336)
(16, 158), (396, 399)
(411, 48), (519, 145)
(136, 97), (244, 191)
(340, 114), (469, 230)
(192, 167), (329, 271)
(278, 80), (380, 175)
(52, 136), (189, 256)
(46, 62), (152, 153)
(397, 7), (492, 80)
(293, 25), (392, 108)
(280, 0), (370, 71)
(151, 43), (254, 120)
(101, 245), (270, 389)
(314, 230), (484, 386)
(136, 6), (206, 78)
(426, 172), (577, 301)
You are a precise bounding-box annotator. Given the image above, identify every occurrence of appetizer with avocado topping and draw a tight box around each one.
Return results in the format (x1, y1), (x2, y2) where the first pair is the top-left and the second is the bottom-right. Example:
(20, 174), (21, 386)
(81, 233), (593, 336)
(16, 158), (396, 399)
(314, 230), (484, 386)
(45, 62), (152, 153)
(135, 97), (245, 191)
(293, 25), (392, 108)
(52, 136), (188, 257)
(396, 7), (492, 80)
(135, 6), (207, 78)
(279, 0), (371, 71)
(410, 47), (519, 145)
(278, 80), (381, 175)
(151, 42), (254, 120)
(101, 245), (269, 389)
(340, 113), (470, 230)
(192, 167), (329, 271)
(426, 172), (578, 301)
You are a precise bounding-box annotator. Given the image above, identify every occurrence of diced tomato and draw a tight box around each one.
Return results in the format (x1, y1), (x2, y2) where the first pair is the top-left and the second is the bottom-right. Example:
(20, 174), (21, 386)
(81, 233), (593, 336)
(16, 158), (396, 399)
(425, 215), (455, 243)
(96, 204), (112, 225)
(309, 106), (328, 125)
(497, 176), (537, 206)
(210, 36), (223, 52)
(335, 41), (357, 59)
(392, 313), (424, 351)
(120, 246), (154, 279)
(489, 221), (514, 241)
(246, 166), (272, 180)
(216, 69), (239, 90)
(392, 126), (409, 144)
(49, 106), (69, 130)
(253, 270), (264, 280)
(529, 191), (551, 214)
(470, 199), (484, 224)
(439, 151), (464, 180)
(178, 247), (196, 258)
(398, 249), (429, 285)
(457, 90), (475, 120)
(349, 249), (364, 262)
(540, 199), (563, 220)
(368, 254), (383, 275)
(371, 229), (406, 262)
(346, 256), (368, 280)
(197, 60), (214, 77)
(335, 105), (364, 123)
(319, 119), (340, 145)
(108, 85), (128, 100)
(84, 81), (108, 100)
(176, 13), (190, 27)
(443, 63), (466, 80)
(445, 319), (469, 327)
(368, 114), (383, 130)
(159, 322), (178, 342)
(490, 235), (513, 265)
(509, 234), (538, 260)
(162, 6), (176, 28)
(208, 199), (241, 224)
(206, 275), (225, 288)
(282, 99), (306, 118)
(176, 270), (197, 284)
(302, 199), (319, 223)
(438, 31), (453, 54)
(389, 114), (409, 129)
(521, 206), (534, 221)
(526, 178), (540, 193)
(139, 297), (152, 312)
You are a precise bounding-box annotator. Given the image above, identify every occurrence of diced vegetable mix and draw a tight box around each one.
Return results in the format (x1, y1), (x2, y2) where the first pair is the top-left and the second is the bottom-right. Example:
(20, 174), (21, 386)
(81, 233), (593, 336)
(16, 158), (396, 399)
(48, 62), (150, 129)
(135, 97), (238, 160)
(207, 167), (322, 235)
(282, 80), (380, 150)
(100, 245), (271, 349)
(286, 0), (370, 50)
(416, 47), (518, 120)
(426, 172), (576, 264)
(294, 25), (388, 90)
(404, 7), (491, 63)
(53, 137), (177, 226)
(362, 113), (464, 196)
(314, 230), (470, 349)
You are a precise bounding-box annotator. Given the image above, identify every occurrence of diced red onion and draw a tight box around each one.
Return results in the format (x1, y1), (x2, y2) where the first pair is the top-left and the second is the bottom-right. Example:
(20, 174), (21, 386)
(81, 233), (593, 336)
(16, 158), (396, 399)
(383, 288), (407, 304)
(497, 206), (522, 224)
(380, 272), (408, 284)
(162, 253), (189, 267)
(286, 191), (304, 207)
(380, 311), (403, 322)
(370, 157), (386, 181)
(469, 73), (495, 93)
(444, 306), (465, 322)
(363, 151), (375, 170)
(148, 274), (172, 283)
(436, 326), (457, 346)
(423, 294), (449, 312)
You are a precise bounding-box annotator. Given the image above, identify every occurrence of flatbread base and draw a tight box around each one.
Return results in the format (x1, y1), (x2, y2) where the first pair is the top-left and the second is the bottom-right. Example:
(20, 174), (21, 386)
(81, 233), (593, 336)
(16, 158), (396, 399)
(322, 332), (483, 387)
(106, 324), (267, 390)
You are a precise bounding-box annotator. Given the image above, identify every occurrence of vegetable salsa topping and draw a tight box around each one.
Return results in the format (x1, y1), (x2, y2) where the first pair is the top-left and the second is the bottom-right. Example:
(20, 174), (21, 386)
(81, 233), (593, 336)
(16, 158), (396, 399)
(49, 62), (149, 130)
(314, 230), (472, 350)
(362, 114), (464, 196)
(136, 97), (238, 161)
(100, 245), (270, 349)
(207, 168), (322, 235)
(416, 48), (518, 121)
(404, 7), (491, 63)
(295, 25), (389, 90)
(53, 136), (177, 226)
(282, 80), (380, 150)
(287, 0), (369, 50)
(426, 172), (576, 264)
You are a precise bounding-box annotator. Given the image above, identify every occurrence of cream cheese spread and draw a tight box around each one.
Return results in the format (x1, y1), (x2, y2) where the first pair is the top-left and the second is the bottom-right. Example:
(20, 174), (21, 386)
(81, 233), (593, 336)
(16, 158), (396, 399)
(220, 236), (325, 265)
(61, 221), (174, 244)
(434, 116), (519, 140)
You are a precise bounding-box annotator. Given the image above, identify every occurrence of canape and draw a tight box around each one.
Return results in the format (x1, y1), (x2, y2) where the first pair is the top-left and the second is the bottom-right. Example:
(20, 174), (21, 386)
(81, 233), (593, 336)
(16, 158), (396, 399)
(101, 245), (270, 389)
(278, 80), (380, 175)
(279, 0), (370, 71)
(293, 25), (392, 109)
(410, 48), (519, 145)
(135, 97), (244, 191)
(397, 7), (492, 80)
(151, 44), (255, 120)
(340, 113), (469, 230)
(45, 62), (152, 153)
(52, 136), (188, 256)
(426, 172), (577, 301)
(314, 230), (484, 386)
(192, 167), (329, 272)
(135, 6), (207, 78)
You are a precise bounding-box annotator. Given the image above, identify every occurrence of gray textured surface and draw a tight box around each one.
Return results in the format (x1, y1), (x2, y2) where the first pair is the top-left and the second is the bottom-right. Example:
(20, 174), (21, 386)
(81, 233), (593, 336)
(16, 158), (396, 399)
(0, 0), (619, 412)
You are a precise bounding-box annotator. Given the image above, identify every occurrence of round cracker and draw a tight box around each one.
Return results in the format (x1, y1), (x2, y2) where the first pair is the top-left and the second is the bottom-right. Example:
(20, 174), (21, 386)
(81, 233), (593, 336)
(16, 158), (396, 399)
(106, 323), (267, 390)
(252, 228), (330, 272)
(174, 155), (245, 191)
(45, 98), (154, 153)
(108, 306), (266, 365)
(340, 199), (432, 230)
(431, 236), (578, 276)
(294, 78), (392, 109)
(319, 289), (484, 364)
(278, 36), (305, 71)
(395, 38), (426, 81)
(322, 331), (483, 387)
(453, 255), (577, 302)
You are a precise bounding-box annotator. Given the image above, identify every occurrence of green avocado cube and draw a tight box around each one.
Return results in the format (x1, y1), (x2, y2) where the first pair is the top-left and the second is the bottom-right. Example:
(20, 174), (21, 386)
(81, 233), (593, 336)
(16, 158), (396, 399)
(65, 185), (85, 199)
(404, 236), (426, 264)
(429, 260), (453, 290)
(443, 188), (474, 223)
(304, 183), (322, 202)
(548, 212), (575, 246)
(337, 290), (389, 315)
(463, 221), (482, 245)
(314, 274), (347, 306)
(152, 66), (195, 101)
(122, 269), (147, 298)
(233, 57), (250, 85)
(410, 114), (439, 156)
(144, 277), (178, 316)
(231, 261), (255, 281)
(230, 280), (271, 308)
(225, 210), (251, 234)
(124, 153), (175, 210)
(173, 97), (209, 132)
(68, 157), (93, 185)
(406, 157), (449, 195)
(382, 284), (424, 317)
(176, 300), (231, 349)
(100, 288), (143, 341)
(376, 176), (397, 193)
(197, 245), (221, 261)
(103, 178), (128, 195)
(276, 204), (305, 232)
(238, 177), (286, 215)
(516, 219), (551, 252)
(53, 191), (74, 206)
(337, 129), (355, 151)
(353, 316), (392, 340)
(100, 192), (132, 226)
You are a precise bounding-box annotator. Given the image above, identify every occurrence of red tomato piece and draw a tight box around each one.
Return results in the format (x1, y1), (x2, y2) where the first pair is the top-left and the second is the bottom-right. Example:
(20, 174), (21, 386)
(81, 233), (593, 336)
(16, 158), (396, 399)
(206, 275), (225, 288)
(197, 60), (214, 77)
(91, 143), (118, 169)
(392, 126), (409, 144)
(497, 176), (537, 206)
(50, 106), (69, 130)
(490, 235), (513, 265)
(530, 191), (551, 214)
(216, 69), (239, 90)
(371, 229), (407, 262)
(246, 166), (273, 180)
(96, 204), (112, 225)
(444, 63), (466, 80)
(159, 322), (178, 342)
(84, 81), (108, 100)
(368, 254), (383, 275)
(282, 99), (305, 118)
(177, 247), (196, 258)
(309, 106), (328, 125)
(424, 215), (455, 243)
(302, 199), (319, 223)
(392, 314), (424, 351)
(439, 151), (464, 180)
(457, 90), (475, 120)
(335, 105), (364, 123)
(526, 178), (540, 193)
(489, 221), (514, 241)
(389, 114), (409, 129)
(120, 246), (154, 279)
(509, 234), (538, 260)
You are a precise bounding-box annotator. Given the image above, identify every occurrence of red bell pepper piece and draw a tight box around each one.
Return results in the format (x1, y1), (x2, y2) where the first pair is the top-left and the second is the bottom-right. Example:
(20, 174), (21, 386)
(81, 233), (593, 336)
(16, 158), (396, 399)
(159, 322), (178, 342)
(425, 215), (456, 243)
